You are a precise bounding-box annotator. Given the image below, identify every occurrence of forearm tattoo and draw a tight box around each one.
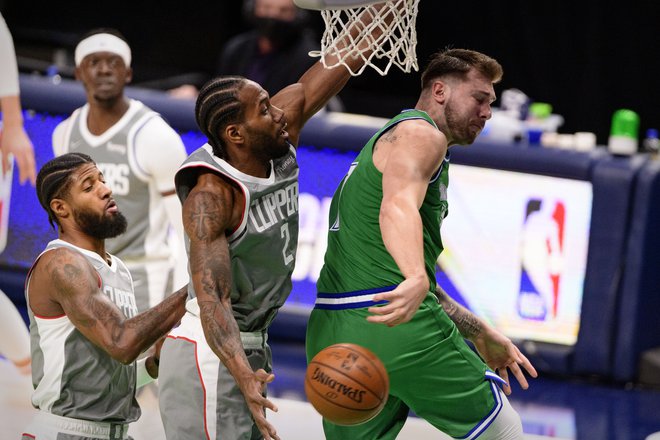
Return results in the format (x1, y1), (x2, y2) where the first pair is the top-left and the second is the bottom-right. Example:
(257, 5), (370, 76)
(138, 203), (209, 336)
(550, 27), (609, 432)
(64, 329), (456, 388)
(198, 299), (243, 362)
(49, 252), (186, 357)
(186, 190), (242, 362)
(436, 289), (482, 339)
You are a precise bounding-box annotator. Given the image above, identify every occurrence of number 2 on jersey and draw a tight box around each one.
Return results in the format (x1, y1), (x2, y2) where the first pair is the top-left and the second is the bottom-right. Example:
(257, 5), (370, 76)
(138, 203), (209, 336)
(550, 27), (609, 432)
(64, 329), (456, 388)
(280, 223), (294, 265)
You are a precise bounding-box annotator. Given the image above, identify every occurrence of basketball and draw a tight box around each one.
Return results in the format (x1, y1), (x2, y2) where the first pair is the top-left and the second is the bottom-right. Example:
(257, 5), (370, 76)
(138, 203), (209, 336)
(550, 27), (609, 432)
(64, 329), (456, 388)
(305, 343), (389, 425)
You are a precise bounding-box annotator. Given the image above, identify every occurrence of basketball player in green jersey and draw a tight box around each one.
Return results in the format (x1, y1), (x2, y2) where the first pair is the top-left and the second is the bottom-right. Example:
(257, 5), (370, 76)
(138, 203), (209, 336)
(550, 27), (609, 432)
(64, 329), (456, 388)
(306, 49), (538, 439)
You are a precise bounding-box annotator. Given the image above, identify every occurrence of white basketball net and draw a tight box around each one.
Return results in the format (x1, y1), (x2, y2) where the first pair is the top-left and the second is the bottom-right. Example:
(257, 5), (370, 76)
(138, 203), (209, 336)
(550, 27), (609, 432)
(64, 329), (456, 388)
(310, 0), (420, 76)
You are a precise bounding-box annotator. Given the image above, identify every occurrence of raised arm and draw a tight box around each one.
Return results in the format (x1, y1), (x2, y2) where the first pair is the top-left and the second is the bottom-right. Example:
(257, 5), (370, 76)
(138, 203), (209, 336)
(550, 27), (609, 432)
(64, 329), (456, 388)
(30, 247), (187, 364)
(367, 120), (447, 326)
(271, 2), (396, 140)
(183, 172), (279, 440)
(434, 284), (538, 395)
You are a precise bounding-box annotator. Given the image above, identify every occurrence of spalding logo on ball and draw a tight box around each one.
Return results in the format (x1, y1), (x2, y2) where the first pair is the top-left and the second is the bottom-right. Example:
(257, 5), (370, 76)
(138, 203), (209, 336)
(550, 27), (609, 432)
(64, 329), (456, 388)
(305, 343), (389, 425)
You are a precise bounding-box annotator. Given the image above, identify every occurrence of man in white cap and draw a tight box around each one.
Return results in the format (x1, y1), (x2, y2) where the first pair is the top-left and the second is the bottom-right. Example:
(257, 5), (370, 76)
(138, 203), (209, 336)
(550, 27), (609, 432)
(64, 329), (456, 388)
(51, 28), (189, 439)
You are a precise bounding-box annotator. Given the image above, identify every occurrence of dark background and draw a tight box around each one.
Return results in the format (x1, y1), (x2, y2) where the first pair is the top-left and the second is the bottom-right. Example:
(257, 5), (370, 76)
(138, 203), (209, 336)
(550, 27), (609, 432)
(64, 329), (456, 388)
(3, 0), (659, 146)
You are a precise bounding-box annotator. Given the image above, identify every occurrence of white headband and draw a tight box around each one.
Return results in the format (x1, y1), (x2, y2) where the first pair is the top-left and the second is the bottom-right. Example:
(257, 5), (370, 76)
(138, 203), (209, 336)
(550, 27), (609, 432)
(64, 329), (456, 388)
(75, 33), (132, 67)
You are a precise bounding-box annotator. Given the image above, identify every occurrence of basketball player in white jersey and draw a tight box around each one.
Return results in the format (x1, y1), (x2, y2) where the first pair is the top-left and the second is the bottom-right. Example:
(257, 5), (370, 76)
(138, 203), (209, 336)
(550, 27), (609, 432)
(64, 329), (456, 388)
(52, 28), (188, 314)
(22, 152), (187, 440)
(51, 29), (189, 439)
(0, 12), (34, 376)
(157, 4), (402, 440)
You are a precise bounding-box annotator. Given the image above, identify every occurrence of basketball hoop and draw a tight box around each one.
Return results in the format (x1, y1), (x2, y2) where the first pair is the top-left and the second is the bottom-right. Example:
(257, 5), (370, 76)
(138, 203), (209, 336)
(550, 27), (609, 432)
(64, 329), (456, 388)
(303, 0), (420, 76)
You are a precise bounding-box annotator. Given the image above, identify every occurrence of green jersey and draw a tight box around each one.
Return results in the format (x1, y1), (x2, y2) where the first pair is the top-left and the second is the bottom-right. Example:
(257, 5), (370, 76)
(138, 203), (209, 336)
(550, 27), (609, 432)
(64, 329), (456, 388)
(317, 109), (449, 295)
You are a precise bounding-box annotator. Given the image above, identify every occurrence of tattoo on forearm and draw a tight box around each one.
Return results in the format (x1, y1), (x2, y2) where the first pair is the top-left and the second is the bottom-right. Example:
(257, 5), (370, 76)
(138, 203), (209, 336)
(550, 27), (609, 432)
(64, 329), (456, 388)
(198, 299), (242, 361)
(49, 252), (185, 355)
(437, 289), (482, 339)
(447, 304), (482, 339)
(185, 188), (241, 363)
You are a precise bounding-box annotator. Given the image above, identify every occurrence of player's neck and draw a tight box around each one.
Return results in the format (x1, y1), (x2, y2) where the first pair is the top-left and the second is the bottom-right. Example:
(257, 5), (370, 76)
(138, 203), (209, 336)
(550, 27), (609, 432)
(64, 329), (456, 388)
(87, 97), (130, 136)
(60, 230), (109, 264)
(224, 149), (272, 178)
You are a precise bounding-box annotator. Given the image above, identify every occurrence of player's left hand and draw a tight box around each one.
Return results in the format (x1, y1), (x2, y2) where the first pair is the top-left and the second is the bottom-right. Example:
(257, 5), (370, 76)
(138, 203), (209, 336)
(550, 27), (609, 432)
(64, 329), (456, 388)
(472, 328), (538, 395)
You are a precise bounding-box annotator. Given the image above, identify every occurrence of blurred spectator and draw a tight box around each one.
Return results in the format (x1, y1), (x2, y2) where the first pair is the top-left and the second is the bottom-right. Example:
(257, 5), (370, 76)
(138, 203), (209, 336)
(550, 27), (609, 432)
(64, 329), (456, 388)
(170, 0), (318, 99)
(0, 12), (32, 376)
(0, 12), (36, 186)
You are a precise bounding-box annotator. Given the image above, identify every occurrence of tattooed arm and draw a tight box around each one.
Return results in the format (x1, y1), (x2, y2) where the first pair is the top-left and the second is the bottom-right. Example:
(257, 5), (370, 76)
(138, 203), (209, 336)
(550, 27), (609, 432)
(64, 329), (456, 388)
(28, 247), (187, 364)
(183, 172), (279, 440)
(435, 284), (538, 395)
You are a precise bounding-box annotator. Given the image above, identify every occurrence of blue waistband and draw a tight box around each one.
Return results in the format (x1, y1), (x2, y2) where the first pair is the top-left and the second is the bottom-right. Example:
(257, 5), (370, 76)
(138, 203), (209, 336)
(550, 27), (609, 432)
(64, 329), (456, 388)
(314, 285), (396, 310)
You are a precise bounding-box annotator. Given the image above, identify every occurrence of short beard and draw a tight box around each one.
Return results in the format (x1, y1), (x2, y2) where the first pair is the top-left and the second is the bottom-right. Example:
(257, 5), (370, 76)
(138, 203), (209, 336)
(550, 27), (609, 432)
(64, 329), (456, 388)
(445, 101), (477, 145)
(245, 127), (288, 161)
(75, 209), (128, 239)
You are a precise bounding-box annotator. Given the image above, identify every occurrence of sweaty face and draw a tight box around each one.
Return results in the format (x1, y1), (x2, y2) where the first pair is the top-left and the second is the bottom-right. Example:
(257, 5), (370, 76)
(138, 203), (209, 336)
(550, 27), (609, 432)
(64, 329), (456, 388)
(76, 52), (131, 104)
(65, 163), (127, 239)
(240, 81), (290, 160)
(444, 70), (496, 145)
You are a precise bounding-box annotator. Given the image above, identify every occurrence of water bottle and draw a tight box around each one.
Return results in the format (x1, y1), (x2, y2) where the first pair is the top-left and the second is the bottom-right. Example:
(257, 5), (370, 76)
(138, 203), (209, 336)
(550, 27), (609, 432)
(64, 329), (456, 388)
(643, 128), (660, 154)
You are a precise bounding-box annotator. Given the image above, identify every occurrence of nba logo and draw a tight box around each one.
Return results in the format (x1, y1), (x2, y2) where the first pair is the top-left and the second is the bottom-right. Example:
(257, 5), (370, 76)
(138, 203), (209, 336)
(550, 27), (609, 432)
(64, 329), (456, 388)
(517, 199), (566, 320)
(0, 157), (13, 254)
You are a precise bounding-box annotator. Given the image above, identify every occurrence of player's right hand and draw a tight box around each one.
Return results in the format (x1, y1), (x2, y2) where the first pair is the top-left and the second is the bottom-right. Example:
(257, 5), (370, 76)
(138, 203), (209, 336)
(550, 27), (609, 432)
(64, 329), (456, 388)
(240, 368), (280, 440)
(367, 275), (429, 327)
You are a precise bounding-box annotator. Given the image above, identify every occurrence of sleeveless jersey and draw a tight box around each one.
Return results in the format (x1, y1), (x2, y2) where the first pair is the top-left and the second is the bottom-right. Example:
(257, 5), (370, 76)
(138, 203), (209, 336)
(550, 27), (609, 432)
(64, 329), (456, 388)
(175, 143), (299, 332)
(317, 109), (449, 294)
(25, 239), (140, 423)
(55, 100), (170, 264)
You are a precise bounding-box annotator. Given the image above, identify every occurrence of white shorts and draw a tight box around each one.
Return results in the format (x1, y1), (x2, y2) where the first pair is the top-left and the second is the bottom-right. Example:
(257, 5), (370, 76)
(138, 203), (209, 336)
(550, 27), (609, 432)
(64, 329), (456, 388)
(158, 302), (270, 440)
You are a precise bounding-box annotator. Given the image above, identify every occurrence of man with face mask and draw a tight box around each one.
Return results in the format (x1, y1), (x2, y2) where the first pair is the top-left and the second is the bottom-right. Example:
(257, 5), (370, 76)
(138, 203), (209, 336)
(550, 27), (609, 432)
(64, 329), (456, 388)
(169, 0), (318, 100)
(215, 0), (317, 97)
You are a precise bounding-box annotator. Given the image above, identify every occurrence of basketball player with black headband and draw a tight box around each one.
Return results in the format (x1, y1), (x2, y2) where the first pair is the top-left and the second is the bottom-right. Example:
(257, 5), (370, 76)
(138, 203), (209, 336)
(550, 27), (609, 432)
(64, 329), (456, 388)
(21, 153), (188, 440)
(156, 3), (406, 440)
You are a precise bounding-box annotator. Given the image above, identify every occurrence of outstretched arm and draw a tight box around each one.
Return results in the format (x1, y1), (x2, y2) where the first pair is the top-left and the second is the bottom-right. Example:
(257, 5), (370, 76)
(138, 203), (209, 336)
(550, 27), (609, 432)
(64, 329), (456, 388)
(183, 172), (279, 440)
(31, 248), (187, 364)
(272, 2), (398, 141)
(434, 284), (538, 395)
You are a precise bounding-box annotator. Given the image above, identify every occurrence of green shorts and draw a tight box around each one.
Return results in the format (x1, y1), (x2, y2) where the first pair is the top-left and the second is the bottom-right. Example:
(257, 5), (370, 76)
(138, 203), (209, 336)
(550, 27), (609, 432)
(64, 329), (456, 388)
(306, 291), (504, 439)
